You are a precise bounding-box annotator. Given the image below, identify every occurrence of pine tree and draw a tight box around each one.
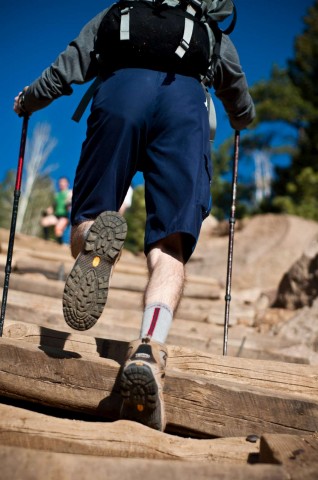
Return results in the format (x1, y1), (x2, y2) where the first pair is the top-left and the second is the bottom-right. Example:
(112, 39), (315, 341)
(248, 1), (318, 220)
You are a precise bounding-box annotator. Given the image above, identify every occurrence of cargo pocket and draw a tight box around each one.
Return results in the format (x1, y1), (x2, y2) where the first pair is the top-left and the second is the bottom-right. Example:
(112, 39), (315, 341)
(197, 153), (212, 220)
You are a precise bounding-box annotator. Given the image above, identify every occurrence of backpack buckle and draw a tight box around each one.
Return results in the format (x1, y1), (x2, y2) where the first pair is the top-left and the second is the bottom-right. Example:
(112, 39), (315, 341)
(187, 0), (206, 17)
(175, 16), (194, 58)
(190, 0), (204, 10)
(180, 38), (190, 52)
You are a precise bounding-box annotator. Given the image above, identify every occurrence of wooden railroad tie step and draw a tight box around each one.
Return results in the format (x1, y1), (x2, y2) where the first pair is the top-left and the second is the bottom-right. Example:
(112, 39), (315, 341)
(0, 329), (317, 438)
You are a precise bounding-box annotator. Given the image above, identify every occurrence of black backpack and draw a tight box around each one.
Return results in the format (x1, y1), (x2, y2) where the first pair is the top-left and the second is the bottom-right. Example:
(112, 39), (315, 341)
(95, 0), (236, 85)
(72, 0), (236, 123)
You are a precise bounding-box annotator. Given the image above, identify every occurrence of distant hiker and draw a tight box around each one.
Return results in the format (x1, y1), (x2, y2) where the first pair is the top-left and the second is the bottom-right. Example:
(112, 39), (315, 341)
(13, 0), (255, 432)
(41, 177), (72, 244)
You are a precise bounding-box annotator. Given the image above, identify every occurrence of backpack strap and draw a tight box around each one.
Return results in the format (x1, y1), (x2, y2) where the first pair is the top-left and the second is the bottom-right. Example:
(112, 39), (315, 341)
(175, 0), (207, 58)
(72, 77), (102, 123)
(203, 2), (237, 86)
(120, 7), (132, 40)
(175, 11), (195, 58)
(202, 21), (221, 87)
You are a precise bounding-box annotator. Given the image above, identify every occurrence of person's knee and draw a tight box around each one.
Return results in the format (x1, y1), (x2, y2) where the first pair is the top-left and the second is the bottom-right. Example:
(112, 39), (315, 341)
(55, 218), (68, 236)
(161, 233), (185, 259)
(147, 233), (186, 271)
(54, 225), (62, 238)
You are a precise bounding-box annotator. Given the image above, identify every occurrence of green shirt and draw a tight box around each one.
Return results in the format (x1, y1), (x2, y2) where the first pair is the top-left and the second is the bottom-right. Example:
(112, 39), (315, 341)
(54, 190), (71, 217)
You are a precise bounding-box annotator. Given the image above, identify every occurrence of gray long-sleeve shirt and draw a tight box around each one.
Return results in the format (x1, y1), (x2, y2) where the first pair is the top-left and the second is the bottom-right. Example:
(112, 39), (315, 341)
(24, 5), (255, 130)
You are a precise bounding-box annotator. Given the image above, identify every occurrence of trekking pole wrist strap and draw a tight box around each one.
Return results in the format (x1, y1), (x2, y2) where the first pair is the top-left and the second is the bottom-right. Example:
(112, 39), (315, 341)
(18, 92), (27, 113)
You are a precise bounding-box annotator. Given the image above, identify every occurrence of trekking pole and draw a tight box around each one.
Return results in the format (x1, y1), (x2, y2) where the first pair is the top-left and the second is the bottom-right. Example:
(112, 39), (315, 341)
(223, 130), (240, 356)
(0, 114), (29, 337)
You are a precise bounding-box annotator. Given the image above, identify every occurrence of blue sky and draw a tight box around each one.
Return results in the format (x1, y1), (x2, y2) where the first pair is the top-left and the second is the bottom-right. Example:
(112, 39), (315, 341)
(0, 0), (314, 190)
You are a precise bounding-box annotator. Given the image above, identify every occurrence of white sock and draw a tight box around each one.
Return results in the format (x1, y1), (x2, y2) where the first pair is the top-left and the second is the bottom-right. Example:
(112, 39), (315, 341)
(140, 303), (173, 344)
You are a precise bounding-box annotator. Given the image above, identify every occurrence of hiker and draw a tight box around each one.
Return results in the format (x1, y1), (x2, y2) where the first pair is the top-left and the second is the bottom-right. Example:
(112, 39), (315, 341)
(13, 0), (255, 432)
(40, 177), (72, 244)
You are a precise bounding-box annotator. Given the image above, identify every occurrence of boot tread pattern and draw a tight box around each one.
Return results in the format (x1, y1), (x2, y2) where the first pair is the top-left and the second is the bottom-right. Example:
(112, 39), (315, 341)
(120, 363), (162, 430)
(63, 211), (127, 331)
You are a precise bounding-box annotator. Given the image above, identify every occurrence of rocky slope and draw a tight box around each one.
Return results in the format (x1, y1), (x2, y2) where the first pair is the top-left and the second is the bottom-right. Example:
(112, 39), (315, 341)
(187, 213), (318, 364)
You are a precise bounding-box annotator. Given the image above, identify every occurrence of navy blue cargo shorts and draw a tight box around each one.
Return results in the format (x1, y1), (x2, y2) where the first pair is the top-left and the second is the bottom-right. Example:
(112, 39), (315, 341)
(71, 68), (212, 262)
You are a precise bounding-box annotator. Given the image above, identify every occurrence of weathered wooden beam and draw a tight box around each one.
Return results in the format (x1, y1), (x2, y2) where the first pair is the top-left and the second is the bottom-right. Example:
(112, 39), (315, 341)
(2, 291), (308, 362)
(3, 288), (254, 339)
(0, 270), (64, 298)
(3, 283), (144, 324)
(0, 336), (317, 437)
(0, 229), (69, 255)
(3, 320), (313, 398)
(1, 236), (221, 283)
(2, 277), (222, 322)
(4, 284), (210, 331)
(1, 256), (221, 299)
(259, 434), (318, 480)
(0, 402), (257, 463)
(2, 319), (307, 366)
(0, 445), (289, 480)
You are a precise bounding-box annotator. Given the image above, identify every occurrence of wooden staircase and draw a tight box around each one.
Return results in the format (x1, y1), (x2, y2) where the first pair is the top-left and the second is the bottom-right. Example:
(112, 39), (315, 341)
(0, 229), (317, 479)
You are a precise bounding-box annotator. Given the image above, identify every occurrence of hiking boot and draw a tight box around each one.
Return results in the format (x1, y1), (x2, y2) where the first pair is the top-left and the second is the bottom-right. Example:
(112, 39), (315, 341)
(63, 211), (127, 331)
(120, 337), (168, 431)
